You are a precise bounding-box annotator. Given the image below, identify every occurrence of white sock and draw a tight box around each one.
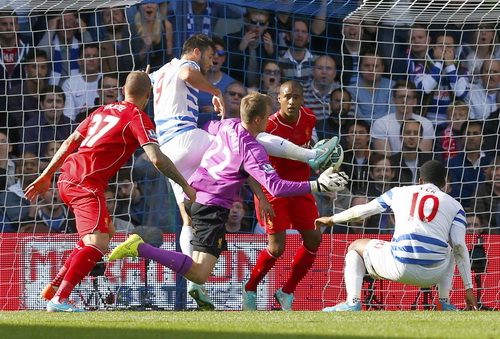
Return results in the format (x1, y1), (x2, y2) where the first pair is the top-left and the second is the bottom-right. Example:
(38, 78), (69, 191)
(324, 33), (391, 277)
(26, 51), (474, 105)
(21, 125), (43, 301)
(437, 261), (455, 300)
(344, 250), (366, 304)
(256, 133), (316, 162)
(179, 225), (194, 257)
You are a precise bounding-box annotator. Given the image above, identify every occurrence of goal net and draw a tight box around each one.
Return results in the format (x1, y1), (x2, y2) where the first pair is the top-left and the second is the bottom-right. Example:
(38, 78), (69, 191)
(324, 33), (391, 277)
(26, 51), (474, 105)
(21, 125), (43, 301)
(0, 0), (499, 311)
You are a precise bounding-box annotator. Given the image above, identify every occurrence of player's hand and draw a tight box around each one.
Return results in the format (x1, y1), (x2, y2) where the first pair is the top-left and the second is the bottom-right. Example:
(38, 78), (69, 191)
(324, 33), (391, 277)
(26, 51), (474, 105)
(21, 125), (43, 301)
(24, 176), (51, 202)
(258, 197), (275, 223)
(183, 186), (197, 204)
(311, 169), (348, 193)
(213, 93), (225, 119)
(315, 216), (335, 229)
(465, 288), (479, 311)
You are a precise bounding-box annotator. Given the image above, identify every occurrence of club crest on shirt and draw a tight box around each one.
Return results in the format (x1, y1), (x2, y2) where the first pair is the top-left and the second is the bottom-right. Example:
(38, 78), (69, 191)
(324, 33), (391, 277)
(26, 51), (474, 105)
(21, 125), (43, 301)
(261, 163), (275, 173)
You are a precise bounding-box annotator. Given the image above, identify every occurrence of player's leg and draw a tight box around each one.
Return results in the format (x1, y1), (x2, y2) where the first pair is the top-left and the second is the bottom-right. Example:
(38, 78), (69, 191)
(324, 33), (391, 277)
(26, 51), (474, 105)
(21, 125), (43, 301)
(47, 181), (112, 312)
(323, 238), (372, 312)
(256, 133), (340, 170)
(40, 238), (85, 300)
(276, 196), (321, 311)
(435, 258), (458, 310)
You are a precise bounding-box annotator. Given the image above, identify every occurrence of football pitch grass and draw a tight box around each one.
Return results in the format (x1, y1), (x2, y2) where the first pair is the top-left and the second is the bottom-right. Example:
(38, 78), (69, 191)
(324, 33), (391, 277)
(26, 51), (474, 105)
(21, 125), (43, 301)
(0, 311), (498, 339)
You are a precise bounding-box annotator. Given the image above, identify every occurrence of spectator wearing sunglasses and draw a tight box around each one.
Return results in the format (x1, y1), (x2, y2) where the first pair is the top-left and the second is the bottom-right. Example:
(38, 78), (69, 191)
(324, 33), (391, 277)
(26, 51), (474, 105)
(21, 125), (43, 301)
(224, 81), (248, 119)
(227, 8), (277, 88)
(197, 35), (236, 115)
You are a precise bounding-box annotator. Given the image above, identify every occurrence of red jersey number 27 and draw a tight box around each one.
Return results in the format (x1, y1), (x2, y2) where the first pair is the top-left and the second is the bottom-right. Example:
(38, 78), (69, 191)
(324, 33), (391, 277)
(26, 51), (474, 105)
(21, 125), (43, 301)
(81, 114), (120, 148)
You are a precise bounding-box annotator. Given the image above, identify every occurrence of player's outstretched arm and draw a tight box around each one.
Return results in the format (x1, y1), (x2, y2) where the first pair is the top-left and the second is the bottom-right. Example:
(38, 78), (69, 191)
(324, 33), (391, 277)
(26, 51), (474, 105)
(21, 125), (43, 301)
(315, 198), (385, 230)
(178, 65), (226, 118)
(310, 168), (349, 193)
(25, 131), (84, 202)
(142, 144), (196, 202)
(315, 216), (335, 229)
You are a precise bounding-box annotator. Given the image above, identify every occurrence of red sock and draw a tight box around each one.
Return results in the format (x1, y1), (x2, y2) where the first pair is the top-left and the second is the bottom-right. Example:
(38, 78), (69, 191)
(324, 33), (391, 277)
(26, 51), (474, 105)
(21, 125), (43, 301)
(282, 244), (317, 294)
(54, 244), (104, 301)
(51, 239), (85, 288)
(245, 249), (278, 292)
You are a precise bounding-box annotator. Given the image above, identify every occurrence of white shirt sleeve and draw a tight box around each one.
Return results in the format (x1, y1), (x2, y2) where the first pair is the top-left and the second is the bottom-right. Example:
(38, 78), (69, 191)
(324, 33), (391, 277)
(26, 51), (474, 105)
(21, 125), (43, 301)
(449, 221), (474, 290)
(332, 198), (386, 224)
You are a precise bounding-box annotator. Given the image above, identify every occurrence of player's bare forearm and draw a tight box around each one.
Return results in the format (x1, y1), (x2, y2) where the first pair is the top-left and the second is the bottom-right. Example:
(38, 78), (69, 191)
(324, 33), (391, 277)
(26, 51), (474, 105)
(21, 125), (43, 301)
(41, 131), (83, 178)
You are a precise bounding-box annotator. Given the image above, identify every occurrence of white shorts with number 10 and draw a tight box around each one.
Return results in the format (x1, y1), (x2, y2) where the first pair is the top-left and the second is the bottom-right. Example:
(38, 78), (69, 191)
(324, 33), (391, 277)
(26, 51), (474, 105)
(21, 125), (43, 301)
(160, 128), (214, 205)
(363, 239), (454, 288)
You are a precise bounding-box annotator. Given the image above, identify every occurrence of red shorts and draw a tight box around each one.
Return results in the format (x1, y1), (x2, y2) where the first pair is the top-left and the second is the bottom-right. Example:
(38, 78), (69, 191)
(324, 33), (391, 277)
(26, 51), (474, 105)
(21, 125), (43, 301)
(254, 194), (319, 234)
(58, 175), (111, 237)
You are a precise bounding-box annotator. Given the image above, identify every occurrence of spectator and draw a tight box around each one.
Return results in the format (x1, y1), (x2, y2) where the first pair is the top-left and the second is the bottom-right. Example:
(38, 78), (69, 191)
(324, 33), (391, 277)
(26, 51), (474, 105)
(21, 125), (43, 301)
(465, 59), (500, 121)
(464, 23), (500, 85)
(98, 7), (142, 86)
(465, 213), (486, 235)
(104, 185), (134, 233)
(348, 48), (395, 123)
(366, 153), (396, 199)
(23, 86), (73, 157)
(341, 119), (371, 194)
(448, 120), (492, 208)
(334, 18), (364, 86)
(0, 9), (31, 112)
(95, 73), (120, 106)
(303, 55), (340, 126)
(40, 140), (63, 170)
(261, 60), (282, 93)
(389, 120), (434, 185)
(227, 8), (275, 88)
(0, 152), (39, 230)
(331, 193), (380, 234)
(7, 49), (49, 127)
(224, 81), (248, 119)
(132, 151), (177, 232)
(24, 178), (76, 233)
(391, 24), (431, 81)
(62, 43), (102, 121)
(371, 80), (434, 155)
(183, 1), (245, 39)
(198, 35), (236, 113)
(434, 100), (469, 163)
(412, 32), (469, 126)
(471, 155), (500, 234)
(37, 12), (93, 86)
(225, 199), (245, 233)
(114, 167), (146, 227)
(321, 87), (354, 140)
(0, 128), (16, 190)
(132, 2), (174, 70)
(278, 17), (318, 82)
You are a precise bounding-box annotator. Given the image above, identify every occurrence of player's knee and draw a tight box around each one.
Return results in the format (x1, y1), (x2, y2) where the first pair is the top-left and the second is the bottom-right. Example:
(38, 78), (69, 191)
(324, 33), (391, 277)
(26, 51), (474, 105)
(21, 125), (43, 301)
(348, 239), (369, 255)
(268, 244), (285, 258)
(304, 233), (322, 250)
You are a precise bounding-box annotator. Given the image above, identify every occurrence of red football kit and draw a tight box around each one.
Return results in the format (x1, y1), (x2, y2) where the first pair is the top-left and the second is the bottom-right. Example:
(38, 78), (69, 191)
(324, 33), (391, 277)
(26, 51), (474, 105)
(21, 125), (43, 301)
(58, 101), (158, 236)
(254, 107), (319, 234)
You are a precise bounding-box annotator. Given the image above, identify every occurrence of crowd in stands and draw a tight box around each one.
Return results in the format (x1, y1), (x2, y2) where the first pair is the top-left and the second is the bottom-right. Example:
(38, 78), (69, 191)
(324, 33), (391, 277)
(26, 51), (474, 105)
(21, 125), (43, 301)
(1, 1), (499, 236)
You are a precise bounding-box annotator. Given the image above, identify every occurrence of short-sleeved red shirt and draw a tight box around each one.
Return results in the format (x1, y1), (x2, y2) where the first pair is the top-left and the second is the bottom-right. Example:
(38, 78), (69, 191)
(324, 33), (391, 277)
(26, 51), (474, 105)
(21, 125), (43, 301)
(60, 101), (158, 191)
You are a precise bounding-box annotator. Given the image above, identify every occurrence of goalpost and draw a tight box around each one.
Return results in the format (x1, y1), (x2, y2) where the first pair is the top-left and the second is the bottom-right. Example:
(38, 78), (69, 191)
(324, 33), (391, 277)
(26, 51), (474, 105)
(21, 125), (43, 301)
(0, 0), (499, 311)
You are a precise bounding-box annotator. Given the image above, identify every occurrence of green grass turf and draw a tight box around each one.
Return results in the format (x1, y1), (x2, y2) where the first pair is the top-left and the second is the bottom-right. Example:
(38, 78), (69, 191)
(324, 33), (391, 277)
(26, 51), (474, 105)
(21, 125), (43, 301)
(0, 311), (498, 339)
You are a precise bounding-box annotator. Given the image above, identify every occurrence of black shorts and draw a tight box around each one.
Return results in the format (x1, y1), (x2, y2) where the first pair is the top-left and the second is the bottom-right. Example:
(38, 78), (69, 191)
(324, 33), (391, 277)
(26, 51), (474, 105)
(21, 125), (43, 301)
(186, 202), (229, 258)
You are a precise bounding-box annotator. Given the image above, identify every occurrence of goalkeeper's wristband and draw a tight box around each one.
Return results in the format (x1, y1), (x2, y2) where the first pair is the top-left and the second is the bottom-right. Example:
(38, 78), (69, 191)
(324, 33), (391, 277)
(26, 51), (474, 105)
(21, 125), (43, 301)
(310, 180), (320, 193)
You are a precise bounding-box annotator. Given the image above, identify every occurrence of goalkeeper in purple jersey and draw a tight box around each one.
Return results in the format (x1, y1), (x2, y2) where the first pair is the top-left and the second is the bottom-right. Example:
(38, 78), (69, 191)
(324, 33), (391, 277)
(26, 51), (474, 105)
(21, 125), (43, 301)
(109, 92), (348, 293)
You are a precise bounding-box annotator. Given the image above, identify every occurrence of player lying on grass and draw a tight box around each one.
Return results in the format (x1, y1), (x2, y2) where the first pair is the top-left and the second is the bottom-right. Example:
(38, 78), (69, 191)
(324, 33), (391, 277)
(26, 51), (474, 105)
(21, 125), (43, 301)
(315, 160), (479, 311)
(25, 71), (196, 312)
(109, 92), (348, 305)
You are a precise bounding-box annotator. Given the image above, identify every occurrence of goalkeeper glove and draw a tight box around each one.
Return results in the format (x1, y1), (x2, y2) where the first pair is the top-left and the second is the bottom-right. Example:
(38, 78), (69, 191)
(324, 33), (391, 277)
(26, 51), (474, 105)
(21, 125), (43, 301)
(310, 168), (349, 193)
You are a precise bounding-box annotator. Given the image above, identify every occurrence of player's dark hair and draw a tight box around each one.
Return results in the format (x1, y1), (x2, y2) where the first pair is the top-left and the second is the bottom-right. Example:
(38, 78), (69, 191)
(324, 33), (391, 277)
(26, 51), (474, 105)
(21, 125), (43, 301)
(240, 92), (272, 123)
(181, 34), (216, 57)
(280, 80), (303, 95)
(420, 160), (446, 188)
